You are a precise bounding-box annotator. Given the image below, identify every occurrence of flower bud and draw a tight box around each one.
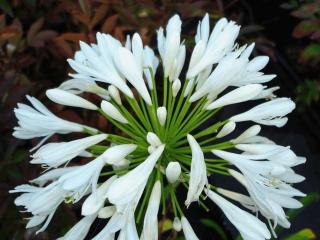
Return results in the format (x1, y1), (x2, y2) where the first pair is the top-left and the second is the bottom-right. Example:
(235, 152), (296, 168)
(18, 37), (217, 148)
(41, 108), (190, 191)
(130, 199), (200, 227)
(146, 132), (162, 147)
(157, 107), (167, 126)
(101, 100), (128, 124)
(108, 85), (122, 105)
(46, 89), (97, 110)
(165, 161), (181, 183)
(173, 217), (182, 232)
(172, 79), (181, 97)
(216, 121), (236, 138)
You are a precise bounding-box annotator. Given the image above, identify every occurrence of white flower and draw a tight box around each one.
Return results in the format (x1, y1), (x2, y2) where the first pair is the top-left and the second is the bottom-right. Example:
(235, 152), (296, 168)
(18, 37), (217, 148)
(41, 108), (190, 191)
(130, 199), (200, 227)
(216, 121), (236, 138)
(235, 143), (303, 167)
(101, 100), (128, 124)
(143, 46), (159, 90)
(31, 134), (107, 167)
(58, 156), (106, 200)
(10, 182), (65, 233)
(30, 166), (80, 186)
(157, 107), (167, 126)
(114, 46), (152, 105)
(11, 13), (306, 240)
(13, 95), (96, 144)
(216, 187), (256, 212)
(59, 78), (109, 99)
(206, 84), (264, 110)
(46, 88), (98, 110)
(230, 98), (295, 127)
(82, 176), (117, 216)
(185, 134), (208, 206)
(207, 190), (271, 240)
(57, 214), (97, 240)
(158, 14), (183, 81)
(213, 150), (305, 229)
(189, 48), (248, 102)
(165, 161), (181, 183)
(187, 16), (240, 79)
(181, 216), (199, 240)
(107, 145), (165, 205)
(141, 181), (161, 240)
(68, 39), (133, 98)
(231, 125), (261, 144)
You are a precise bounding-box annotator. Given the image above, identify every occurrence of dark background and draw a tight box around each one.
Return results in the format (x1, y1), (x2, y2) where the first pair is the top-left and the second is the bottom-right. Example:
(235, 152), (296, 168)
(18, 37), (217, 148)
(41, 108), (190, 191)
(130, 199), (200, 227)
(0, 0), (319, 239)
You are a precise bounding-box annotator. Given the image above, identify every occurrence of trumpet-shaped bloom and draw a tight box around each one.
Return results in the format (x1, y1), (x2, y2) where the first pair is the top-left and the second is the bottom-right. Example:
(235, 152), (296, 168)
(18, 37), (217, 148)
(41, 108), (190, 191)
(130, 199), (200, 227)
(31, 134), (107, 167)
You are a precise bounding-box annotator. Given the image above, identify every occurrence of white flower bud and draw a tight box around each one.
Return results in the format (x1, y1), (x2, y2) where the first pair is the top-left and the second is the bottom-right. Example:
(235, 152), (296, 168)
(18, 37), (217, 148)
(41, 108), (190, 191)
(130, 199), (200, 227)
(46, 88), (97, 110)
(108, 85), (122, 105)
(165, 161), (181, 183)
(172, 79), (181, 97)
(173, 217), (182, 232)
(157, 107), (167, 126)
(146, 132), (162, 147)
(216, 121), (236, 138)
(101, 100), (128, 124)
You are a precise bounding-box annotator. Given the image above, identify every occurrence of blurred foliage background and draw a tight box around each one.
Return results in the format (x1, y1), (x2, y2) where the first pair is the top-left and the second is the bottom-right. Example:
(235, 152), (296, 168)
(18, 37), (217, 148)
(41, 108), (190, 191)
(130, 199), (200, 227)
(0, 0), (320, 239)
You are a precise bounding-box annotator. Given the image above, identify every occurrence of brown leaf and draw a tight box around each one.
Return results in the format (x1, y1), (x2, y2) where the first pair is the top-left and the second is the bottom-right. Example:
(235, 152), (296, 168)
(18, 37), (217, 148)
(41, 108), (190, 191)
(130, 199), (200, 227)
(29, 30), (58, 48)
(27, 18), (44, 44)
(101, 14), (118, 33)
(56, 32), (87, 43)
(292, 20), (320, 39)
(90, 4), (109, 30)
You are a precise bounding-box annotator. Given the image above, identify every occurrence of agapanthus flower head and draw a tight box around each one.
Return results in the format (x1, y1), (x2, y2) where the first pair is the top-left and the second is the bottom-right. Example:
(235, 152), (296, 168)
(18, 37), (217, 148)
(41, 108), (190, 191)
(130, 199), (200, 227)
(11, 13), (305, 240)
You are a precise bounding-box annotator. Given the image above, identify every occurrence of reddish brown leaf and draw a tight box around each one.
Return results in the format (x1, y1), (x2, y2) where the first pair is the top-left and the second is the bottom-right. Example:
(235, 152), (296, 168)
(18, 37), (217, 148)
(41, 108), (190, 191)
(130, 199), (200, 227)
(101, 14), (118, 33)
(90, 4), (109, 30)
(28, 30), (58, 48)
(292, 20), (320, 39)
(27, 18), (44, 44)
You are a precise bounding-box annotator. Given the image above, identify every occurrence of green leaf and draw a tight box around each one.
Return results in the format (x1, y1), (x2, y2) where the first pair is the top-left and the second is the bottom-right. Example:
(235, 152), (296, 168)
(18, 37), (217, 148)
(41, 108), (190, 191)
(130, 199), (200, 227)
(284, 228), (316, 240)
(300, 43), (320, 63)
(293, 20), (320, 39)
(0, 0), (13, 16)
(200, 218), (228, 240)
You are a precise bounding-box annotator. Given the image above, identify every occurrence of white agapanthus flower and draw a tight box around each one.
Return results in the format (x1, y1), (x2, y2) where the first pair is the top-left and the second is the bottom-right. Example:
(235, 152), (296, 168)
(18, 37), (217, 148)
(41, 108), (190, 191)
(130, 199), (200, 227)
(11, 13), (305, 240)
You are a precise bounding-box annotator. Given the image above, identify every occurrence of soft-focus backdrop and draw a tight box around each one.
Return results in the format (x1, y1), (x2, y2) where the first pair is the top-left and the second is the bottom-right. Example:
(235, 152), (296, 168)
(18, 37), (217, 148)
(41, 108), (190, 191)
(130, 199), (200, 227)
(1, 0), (319, 239)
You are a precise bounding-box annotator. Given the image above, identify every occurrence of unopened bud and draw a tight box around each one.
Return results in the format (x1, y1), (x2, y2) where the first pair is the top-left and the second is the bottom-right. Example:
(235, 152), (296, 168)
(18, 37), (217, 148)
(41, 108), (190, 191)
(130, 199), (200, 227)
(146, 132), (162, 147)
(216, 121), (236, 138)
(172, 79), (181, 97)
(157, 107), (167, 126)
(173, 217), (182, 232)
(108, 85), (122, 105)
(101, 100), (128, 124)
(165, 161), (181, 183)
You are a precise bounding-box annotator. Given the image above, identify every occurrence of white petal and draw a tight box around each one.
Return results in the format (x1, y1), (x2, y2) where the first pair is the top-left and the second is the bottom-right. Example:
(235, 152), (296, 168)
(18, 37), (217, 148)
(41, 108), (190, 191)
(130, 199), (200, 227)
(206, 84), (263, 109)
(185, 134), (207, 206)
(141, 181), (161, 240)
(107, 145), (165, 205)
(181, 216), (199, 240)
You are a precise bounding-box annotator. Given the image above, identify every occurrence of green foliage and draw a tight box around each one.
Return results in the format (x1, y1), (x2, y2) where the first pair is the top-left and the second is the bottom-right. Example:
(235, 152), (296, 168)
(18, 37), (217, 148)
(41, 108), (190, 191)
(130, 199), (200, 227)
(296, 80), (320, 106)
(200, 218), (228, 240)
(284, 229), (316, 240)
